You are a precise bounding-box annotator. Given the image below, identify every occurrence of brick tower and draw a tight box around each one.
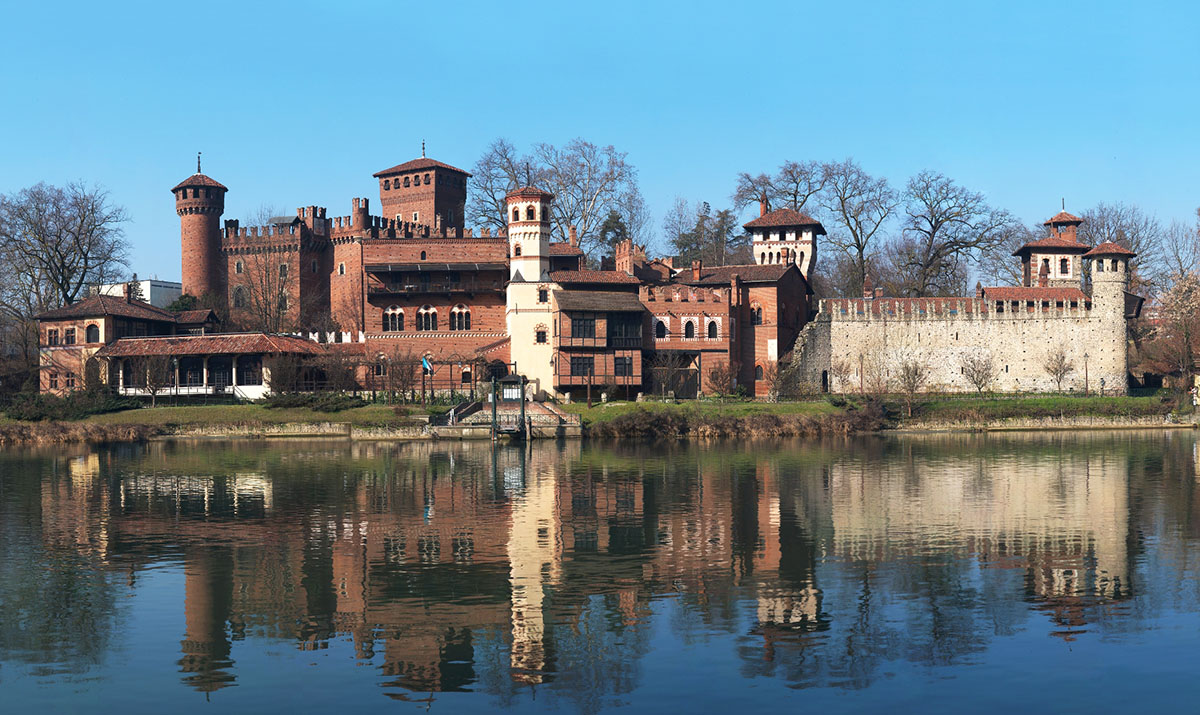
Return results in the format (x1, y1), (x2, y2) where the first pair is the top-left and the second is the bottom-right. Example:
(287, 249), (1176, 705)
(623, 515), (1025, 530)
(372, 149), (470, 231)
(173, 159), (228, 304)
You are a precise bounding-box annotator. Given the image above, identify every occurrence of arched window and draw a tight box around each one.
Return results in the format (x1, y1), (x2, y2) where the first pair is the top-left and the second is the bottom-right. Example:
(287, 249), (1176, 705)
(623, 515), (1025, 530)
(514, 244), (522, 256)
(384, 179), (391, 190)
(418, 306), (437, 331)
(403, 176), (411, 187)
(232, 287), (246, 308)
(424, 173), (430, 184)
(655, 320), (667, 339)
(684, 321), (695, 338)
(450, 305), (470, 331)
(760, 252), (766, 264)
(420, 251), (426, 260)
(512, 208), (520, 222)
(461, 368), (472, 385)
(707, 320), (717, 339)
(751, 305), (763, 325)
(541, 206), (550, 221)
(86, 324), (100, 343)
(755, 365), (764, 381)
(1096, 259), (1104, 272)
(1060, 257), (1069, 274)
(526, 205), (536, 220)
(384, 306), (404, 332)
(1111, 258), (1119, 271)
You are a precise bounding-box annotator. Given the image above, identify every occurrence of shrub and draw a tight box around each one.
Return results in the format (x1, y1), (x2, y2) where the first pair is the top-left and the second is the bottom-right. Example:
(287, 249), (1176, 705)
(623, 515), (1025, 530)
(4, 390), (141, 422)
(261, 392), (366, 412)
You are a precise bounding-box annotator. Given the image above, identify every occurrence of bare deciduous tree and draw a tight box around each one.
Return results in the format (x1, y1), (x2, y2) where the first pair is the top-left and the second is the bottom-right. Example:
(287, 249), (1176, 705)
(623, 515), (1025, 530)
(894, 170), (1017, 297)
(134, 355), (174, 407)
(1043, 347), (1075, 391)
(0, 182), (128, 374)
(732, 172), (775, 214)
(979, 222), (1040, 287)
(819, 159), (898, 295)
(773, 160), (826, 213)
(829, 358), (851, 395)
(705, 361), (737, 396)
(960, 352), (998, 395)
(232, 250), (293, 333)
(895, 356), (930, 417)
(466, 138), (644, 261)
(1142, 272), (1200, 386)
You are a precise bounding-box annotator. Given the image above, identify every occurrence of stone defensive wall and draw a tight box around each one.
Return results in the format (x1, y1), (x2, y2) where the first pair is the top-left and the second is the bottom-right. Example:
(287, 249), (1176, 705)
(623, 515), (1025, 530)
(793, 295), (1127, 394)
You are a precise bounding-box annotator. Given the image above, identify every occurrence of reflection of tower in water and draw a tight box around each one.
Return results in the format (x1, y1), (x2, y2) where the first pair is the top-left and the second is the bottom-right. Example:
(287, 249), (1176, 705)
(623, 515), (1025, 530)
(179, 546), (237, 694)
(507, 454), (561, 684)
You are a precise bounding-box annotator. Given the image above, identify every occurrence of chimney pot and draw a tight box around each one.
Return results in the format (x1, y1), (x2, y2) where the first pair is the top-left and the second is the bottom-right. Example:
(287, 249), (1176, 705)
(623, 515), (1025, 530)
(759, 200), (767, 217)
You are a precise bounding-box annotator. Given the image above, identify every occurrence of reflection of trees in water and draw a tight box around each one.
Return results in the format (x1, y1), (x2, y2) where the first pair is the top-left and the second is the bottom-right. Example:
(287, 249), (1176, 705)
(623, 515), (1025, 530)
(0, 454), (123, 673)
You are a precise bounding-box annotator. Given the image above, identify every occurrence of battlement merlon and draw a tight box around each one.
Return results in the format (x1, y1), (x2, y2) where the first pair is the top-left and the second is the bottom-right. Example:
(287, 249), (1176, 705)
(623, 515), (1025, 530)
(816, 296), (1102, 321)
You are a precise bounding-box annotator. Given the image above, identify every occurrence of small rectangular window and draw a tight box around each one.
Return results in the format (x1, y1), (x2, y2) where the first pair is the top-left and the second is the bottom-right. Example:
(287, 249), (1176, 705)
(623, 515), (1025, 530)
(311, 259), (318, 273)
(570, 356), (594, 376)
(280, 263), (288, 279)
(413, 212), (419, 223)
(536, 330), (547, 344)
(64, 374), (75, 389)
(64, 328), (76, 345)
(614, 357), (633, 376)
(572, 317), (595, 338)
(49, 373), (58, 389)
(47, 329), (59, 346)
(338, 263), (346, 275)
(538, 288), (549, 303)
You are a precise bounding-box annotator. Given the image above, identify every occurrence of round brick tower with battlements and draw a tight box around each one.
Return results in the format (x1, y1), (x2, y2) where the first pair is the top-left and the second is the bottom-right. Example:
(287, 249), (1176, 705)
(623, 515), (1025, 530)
(173, 168), (227, 304)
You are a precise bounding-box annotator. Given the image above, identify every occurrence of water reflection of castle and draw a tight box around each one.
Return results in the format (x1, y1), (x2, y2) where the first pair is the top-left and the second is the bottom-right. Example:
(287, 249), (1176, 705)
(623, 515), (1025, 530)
(34, 433), (1157, 697)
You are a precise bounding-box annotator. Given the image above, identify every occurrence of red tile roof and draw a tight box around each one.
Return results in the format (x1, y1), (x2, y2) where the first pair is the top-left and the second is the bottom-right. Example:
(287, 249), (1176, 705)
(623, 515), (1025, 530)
(743, 208), (826, 234)
(363, 334), (512, 360)
(550, 270), (639, 284)
(171, 173), (228, 191)
(1084, 241), (1137, 258)
(507, 186), (554, 200)
(94, 333), (326, 358)
(548, 242), (583, 256)
(1043, 211), (1083, 225)
(37, 295), (178, 322)
(176, 309), (217, 324)
(373, 157), (471, 177)
(981, 286), (1089, 303)
(1012, 235), (1092, 256)
(680, 263), (797, 285)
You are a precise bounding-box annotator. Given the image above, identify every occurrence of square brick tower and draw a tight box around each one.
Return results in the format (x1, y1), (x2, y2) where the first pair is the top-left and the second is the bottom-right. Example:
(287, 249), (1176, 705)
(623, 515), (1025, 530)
(373, 153), (470, 232)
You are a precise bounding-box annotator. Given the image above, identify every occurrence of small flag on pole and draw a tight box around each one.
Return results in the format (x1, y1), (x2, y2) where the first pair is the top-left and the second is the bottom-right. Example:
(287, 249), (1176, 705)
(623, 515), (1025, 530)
(422, 356), (432, 372)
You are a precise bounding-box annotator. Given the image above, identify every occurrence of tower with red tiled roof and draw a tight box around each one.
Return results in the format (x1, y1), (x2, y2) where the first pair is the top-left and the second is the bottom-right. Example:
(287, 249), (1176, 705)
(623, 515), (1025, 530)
(1014, 211), (1091, 289)
(173, 157), (228, 305)
(744, 207), (826, 280)
(373, 150), (470, 231)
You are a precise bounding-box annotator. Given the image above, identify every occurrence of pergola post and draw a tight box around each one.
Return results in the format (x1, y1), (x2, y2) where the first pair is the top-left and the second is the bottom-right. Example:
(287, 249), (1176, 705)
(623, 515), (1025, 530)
(203, 356), (210, 392)
(231, 356), (239, 396)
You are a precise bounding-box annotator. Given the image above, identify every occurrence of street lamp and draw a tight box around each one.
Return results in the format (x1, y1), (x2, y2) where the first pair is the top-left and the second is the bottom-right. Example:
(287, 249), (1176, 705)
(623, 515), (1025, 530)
(1083, 352), (1090, 396)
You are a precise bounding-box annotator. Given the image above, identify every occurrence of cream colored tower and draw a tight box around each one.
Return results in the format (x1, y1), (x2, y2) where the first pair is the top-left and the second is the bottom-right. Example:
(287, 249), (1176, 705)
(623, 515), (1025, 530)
(505, 186), (557, 399)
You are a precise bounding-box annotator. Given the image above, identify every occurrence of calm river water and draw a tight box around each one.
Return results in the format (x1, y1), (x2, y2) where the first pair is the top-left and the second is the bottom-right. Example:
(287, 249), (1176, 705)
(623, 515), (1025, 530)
(2, 432), (1199, 713)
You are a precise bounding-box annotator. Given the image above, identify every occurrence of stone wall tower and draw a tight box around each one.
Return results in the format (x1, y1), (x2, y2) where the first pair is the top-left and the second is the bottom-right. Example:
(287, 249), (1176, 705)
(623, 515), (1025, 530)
(173, 163), (228, 304)
(1086, 241), (1137, 392)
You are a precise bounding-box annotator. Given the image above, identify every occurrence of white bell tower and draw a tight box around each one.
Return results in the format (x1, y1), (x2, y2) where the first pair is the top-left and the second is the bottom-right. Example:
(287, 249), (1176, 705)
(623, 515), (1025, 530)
(506, 186), (553, 282)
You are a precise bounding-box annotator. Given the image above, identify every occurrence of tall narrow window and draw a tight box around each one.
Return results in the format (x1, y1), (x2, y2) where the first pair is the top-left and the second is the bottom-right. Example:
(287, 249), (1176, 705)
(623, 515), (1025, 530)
(655, 321), (666, 339)
(450, 305), (470, 331)
(512, 208), (520, 222)
(684, 321), (695, 338)
(86, 324), (100, 343)
(755, 365), (764, 380)
(526, 206), (536, 220)
(384, 306), (404, 332)
(707, 321), (718, 339)
(64, 328), (76, 345)
(418, 306), (437, 331)
(235, 261), (244, 274)
(280, 263), (288, 279)
(1060, 258), (1069, 274)
(232, 287), (246, 308)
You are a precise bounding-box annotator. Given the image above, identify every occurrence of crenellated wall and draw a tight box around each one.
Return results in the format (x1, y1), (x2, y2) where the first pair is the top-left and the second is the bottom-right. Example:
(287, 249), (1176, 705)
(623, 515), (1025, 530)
(794, 292), (1128, 393)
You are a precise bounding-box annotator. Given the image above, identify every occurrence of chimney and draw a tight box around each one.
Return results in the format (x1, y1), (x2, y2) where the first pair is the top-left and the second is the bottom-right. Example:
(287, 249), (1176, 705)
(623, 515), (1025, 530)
(1038, 260), (1050, 287)
(692, 259), (702, 281)
(759, 200), (767, 217)
(975, 281), (983, 299)
(862, 274), (874, 300)
(874, 287), (884, 299)
(125, 285), (133, 303)
(568, 225), (578, 247)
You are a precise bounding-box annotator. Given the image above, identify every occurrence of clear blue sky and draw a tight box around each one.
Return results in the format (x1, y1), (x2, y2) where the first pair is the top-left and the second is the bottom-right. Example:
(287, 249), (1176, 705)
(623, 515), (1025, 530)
(2, 0), (1197, 280)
